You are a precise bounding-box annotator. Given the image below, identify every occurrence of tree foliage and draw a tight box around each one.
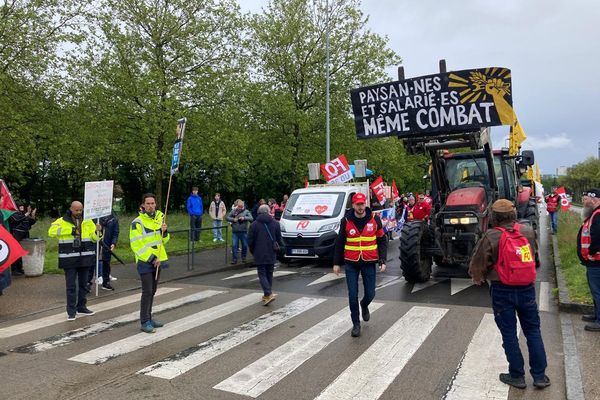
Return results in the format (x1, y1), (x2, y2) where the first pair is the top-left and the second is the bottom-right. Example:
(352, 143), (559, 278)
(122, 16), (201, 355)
(559, 157), (600, 201)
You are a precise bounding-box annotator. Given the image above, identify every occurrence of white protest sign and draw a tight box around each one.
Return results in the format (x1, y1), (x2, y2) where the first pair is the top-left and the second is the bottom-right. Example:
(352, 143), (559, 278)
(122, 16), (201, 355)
(291, 194), (338, 217)
(84, 180), (114, 220)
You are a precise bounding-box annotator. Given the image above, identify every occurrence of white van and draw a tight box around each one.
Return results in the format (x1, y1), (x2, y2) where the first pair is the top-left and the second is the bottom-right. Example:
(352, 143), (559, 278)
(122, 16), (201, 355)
(279, 183), (369, 261)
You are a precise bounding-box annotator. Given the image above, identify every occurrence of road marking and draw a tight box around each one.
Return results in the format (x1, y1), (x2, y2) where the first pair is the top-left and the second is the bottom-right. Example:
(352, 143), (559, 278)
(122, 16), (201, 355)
(12, 290), (226, 354)
(450, 278), (475, 295)
(307, 273), (345, 286)
(411, 279), (443, 293)
(139, 296), (326, 379)
(0, 287), (182, 339)
(315, 306), (448, 400)
(560, 313), (585, 400)
(214, 302), (385, 398)
(444, 313), (510, 400)
(223, 270), (297, 280)
(69, 293), (262, 364)
(376, 276), (404, 291)
(538, 281), (551, 312)
(250, 270), (298, 281)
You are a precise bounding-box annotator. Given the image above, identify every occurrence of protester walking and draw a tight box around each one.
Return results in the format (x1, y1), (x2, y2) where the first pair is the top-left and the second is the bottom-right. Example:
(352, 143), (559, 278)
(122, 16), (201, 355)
(577, 188), (600, 332)
(469, 199), (550, 389)
(48, 201), (101, 321)
(333, 193), (387, 337)
(209, 193), (227, 242)
(130, 193), (169, 333)
(248, 204), (283, 305)
(8, 203), (37, 275)
(227, 199), (253, 264)
(98, 211), (119, 290)
(545, 189), (560, 234)
(186, 186), (203, 241)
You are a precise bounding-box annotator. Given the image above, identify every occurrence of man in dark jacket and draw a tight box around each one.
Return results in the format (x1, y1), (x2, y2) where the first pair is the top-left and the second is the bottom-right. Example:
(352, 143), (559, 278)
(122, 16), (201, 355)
(186, 186), (203, 241)
(333, 193), (387, 337)
(469, 199), (550, 390)
(98, 212), (119, 290)
(8, 204), (37, 275)
(248, 204), (283, 305)
(577, 188), (600, 332)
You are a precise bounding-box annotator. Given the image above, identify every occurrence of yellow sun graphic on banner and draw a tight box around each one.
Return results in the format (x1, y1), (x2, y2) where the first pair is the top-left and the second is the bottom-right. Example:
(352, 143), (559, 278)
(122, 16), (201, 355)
(448, 68), (514, 125)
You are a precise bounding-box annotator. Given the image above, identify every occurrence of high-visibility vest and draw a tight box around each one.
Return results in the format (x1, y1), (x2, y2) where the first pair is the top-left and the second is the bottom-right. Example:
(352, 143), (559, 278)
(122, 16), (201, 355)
(129, 211), (170, 264)
(48, 216), (98, 269)
(343, 217), (381, 262)
(580, 208), (600, 262)
(546, 195), (559, 212)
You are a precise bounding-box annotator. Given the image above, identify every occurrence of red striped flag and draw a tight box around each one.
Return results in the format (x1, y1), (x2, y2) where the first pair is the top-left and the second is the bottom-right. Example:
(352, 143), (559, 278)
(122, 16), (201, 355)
(0, 180), (17, 211)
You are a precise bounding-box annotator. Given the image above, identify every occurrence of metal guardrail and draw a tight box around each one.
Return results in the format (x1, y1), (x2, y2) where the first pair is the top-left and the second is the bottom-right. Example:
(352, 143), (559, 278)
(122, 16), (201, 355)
(166, 225), (229, 271)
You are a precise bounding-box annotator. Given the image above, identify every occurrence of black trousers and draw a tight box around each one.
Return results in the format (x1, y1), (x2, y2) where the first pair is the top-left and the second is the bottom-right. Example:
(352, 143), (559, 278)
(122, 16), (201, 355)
(64, 267), (88, 317)
(190, 215), (202, 241)
(140, 270), (160, 324)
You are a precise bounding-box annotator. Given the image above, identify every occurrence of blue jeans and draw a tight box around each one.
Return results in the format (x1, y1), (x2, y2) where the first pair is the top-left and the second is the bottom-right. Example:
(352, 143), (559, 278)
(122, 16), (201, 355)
(212, 219), (223, 240)
(232, 232), (248, 261)
(256, 264), (274, 296)
(586, 267), (600, 322)
(345, 263), (376, 326)
(490, 283), (547, 380)
(549, 212), (558, 233)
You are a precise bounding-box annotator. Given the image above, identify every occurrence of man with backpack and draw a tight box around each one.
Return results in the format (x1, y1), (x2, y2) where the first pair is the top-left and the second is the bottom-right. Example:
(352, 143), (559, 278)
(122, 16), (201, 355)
(248, 204), (283, 305)
(469, 199), (550, 390)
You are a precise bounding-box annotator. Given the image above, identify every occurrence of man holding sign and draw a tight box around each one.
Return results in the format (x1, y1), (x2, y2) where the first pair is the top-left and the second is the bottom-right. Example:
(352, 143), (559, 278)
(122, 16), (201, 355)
(130, 193), (169, 333)
(48, 201), (101, 321)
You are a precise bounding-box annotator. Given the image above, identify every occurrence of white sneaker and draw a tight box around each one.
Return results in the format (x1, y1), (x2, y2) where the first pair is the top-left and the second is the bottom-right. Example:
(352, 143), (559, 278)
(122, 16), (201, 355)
(213, 238), (217, 242)
(110, 275), (117, 281)
(96, 277), (103, 285)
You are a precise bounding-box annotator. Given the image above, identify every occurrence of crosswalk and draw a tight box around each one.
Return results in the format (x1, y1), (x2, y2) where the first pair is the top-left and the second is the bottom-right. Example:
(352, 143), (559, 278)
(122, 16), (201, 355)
(0, 285), (555, 400)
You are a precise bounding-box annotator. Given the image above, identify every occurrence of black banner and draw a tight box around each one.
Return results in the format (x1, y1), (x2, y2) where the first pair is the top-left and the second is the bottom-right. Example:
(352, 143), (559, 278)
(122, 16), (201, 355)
(350, 67), (513, 139)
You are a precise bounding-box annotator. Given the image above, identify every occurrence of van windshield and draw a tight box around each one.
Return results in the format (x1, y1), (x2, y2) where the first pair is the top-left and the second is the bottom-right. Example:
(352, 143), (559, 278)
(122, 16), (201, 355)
(283, 192), (345, 220)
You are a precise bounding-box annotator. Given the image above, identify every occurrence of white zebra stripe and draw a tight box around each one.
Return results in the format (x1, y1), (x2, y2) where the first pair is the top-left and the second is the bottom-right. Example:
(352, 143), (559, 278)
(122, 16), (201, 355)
(315, 306), (448, 400)
(139, 296), (326, 380)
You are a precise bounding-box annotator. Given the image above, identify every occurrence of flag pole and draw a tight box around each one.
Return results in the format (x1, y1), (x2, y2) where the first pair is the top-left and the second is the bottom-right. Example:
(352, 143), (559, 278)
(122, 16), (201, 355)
(95, 218), (100, 297)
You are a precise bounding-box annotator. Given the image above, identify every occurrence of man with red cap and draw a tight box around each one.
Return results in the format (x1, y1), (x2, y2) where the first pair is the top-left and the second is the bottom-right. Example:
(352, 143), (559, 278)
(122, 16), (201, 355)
(333, 192), (387, 337)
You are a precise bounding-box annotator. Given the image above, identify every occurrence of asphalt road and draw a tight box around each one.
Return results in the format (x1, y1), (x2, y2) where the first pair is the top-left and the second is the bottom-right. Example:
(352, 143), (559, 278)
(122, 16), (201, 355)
(0, 213), (567, 400)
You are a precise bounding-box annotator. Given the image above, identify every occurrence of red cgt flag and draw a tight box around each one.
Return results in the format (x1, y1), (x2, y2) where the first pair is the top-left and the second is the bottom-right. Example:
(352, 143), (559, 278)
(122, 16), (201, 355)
(0, 179), (17, 211)
(391, 180), (400, 202)
(0, 225), (28, 273)
(555, 186), (571, 211)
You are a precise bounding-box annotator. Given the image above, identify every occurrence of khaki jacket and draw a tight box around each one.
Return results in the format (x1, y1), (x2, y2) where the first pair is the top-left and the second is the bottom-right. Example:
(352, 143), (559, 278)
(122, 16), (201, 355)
(209, 200), (227, 221)
(468, 221), (538, 282)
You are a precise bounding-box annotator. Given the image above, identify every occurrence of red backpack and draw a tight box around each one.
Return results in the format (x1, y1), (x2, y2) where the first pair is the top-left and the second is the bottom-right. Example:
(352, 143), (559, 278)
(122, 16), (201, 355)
(494, 223), (536, 285)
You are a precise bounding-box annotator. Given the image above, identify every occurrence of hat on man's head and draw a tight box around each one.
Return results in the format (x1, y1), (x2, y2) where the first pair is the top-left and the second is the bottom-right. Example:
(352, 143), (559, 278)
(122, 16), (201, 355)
(583, 189), (600, 198)
(491, 199), (515, 213)
(352, 193), (367, 204)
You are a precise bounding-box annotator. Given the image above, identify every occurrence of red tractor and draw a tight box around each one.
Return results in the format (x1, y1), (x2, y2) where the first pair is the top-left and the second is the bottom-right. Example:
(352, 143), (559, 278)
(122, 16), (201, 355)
(399, 128), (538, 283)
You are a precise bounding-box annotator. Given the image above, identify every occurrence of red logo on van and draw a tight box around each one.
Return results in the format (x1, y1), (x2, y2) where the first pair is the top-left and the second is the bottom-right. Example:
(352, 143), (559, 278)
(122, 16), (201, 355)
(297, 220), (310, 230)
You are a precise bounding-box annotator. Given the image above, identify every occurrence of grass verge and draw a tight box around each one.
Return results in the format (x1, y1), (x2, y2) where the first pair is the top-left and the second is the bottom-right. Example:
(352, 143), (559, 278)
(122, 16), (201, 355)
(29, 213), (230, 274)
(556, 210), (592, 304)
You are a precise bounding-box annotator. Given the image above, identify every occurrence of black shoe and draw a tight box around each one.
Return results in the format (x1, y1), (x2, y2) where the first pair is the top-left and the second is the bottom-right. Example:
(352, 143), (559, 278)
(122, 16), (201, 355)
(584, 322), (600, 332)
(12, 269), (24, 276)
(533, 375), (551, 389)
(582, 314), (596, 322)
(361, 303), (370, 322)
(499, 373), (526, 389)
(351, 325), (361, 337)
(101, 283), (115, 291)
(76, 308), (95, 316)
(231, 260), (238, 265)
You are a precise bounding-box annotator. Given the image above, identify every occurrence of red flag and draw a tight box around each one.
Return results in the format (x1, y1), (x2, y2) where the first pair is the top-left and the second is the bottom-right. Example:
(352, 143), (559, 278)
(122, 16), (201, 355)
(370, 176), (386, 205)
(0, 180), (17, 211)
(391, 180), (400, 202)
(555, 186), (570, 211)
(304, 177), (309, 188)
(0, 225), (28, 273)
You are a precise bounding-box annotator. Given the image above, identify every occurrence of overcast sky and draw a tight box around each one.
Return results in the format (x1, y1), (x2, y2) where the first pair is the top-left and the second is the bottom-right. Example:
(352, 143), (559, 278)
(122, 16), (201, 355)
(241, 0), (600, 175)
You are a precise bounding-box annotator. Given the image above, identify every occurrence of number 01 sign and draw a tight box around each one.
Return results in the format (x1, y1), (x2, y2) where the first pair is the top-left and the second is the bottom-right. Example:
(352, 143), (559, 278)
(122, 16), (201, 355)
(321, 154), (353, 184)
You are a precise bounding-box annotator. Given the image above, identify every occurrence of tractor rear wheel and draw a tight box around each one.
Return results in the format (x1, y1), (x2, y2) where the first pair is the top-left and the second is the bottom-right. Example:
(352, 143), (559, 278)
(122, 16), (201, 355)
(399, 221), (432, 283)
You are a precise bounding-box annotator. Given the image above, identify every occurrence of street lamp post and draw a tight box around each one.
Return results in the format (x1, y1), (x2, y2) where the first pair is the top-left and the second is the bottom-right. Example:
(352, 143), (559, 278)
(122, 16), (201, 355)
(325, 0), (331, 162)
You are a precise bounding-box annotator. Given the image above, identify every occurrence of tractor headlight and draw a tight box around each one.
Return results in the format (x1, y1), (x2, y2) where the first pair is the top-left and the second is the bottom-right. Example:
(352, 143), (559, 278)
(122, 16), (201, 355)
(444, 217), (478, 225)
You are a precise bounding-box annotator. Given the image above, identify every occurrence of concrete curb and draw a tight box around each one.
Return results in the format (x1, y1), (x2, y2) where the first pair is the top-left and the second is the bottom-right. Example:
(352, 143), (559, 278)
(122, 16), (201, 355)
(551, 234), (594, 314)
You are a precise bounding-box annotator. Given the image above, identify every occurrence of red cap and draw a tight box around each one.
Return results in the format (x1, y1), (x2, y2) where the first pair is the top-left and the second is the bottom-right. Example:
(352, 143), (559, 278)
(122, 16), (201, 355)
(352, 192), (367, 204)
